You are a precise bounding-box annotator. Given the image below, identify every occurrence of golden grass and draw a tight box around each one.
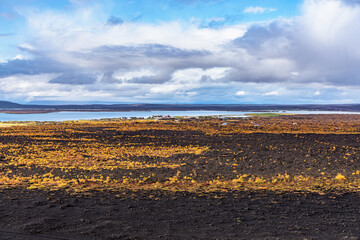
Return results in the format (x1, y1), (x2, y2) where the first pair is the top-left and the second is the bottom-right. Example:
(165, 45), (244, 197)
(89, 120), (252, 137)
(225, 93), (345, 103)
(1, 116), (360, 194)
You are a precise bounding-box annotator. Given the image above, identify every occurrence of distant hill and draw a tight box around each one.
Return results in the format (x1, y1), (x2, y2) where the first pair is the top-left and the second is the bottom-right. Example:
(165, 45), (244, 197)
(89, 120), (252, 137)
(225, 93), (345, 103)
(0, 101), (25, 108)
(0, 101), (360, 112)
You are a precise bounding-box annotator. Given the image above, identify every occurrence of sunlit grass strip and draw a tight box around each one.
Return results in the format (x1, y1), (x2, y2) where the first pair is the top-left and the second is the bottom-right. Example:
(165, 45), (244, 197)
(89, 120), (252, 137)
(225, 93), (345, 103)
(2, 117), (360, 137)
(10, 159), (183, 171)
(0, 122), (33, 128)
(6, 145), (208, 170)
(2, 172), (360, 194)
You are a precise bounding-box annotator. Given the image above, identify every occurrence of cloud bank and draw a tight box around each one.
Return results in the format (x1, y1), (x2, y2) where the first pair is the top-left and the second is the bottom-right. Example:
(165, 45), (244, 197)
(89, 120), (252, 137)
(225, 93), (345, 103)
(0, 0), (360, 103)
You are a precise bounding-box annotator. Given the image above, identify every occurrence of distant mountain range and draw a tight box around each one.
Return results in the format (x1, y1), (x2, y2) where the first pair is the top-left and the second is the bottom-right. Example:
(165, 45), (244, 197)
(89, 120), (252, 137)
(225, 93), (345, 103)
(0, 101), (360, 112)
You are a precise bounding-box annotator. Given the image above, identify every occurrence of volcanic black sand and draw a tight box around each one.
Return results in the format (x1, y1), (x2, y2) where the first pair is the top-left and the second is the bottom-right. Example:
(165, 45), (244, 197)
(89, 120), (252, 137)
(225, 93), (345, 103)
(1, 117), (360, 239)
(1, 189), (360, 239)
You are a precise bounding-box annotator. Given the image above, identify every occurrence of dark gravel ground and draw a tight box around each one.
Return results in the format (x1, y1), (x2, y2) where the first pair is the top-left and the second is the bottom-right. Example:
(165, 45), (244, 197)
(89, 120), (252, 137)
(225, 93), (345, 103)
(1, 189), (360, 240)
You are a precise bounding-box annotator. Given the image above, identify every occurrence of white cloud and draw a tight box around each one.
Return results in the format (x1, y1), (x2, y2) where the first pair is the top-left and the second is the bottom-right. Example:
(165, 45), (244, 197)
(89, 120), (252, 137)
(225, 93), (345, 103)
(243, 6), (277, 14)
(0, 74), (147, 102)
(23, 8), (247, 53)
(113, 69), (157, 82)
(147, 67), (231, 96)
(263, 91), (279, 96)
(314, 90), (321, 96)
(2, 0), (360, 103)
(234, 0), (360, 86)
(11, 54), (26, 60)
(18, 43), (35, 51)
(171, 67), (231, 84)
(236, 90), (246, 96)
(150, 85), (180, 94)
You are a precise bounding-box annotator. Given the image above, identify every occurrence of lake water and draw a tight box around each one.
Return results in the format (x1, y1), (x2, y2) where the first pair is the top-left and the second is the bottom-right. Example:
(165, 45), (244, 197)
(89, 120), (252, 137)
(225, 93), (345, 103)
(0, 110), (359, 122)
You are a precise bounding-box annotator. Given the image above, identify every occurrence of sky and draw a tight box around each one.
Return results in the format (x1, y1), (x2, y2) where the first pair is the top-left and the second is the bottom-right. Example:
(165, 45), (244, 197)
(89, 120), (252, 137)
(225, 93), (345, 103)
(0, 0), (359, 104)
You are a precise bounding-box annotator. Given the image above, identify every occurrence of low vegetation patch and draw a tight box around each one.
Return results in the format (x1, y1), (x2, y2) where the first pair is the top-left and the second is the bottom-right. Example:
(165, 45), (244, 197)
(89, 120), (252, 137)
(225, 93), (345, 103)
(1, 115), (360, 194)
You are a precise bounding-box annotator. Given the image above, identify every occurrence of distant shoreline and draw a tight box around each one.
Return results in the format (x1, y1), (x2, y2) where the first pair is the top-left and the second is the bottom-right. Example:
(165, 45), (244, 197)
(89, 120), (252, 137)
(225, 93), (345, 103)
(1, 109), (360, 115)
(0, 109), (277, 114)
(1, 101), (360, 113)
(1, 108), (360, 115)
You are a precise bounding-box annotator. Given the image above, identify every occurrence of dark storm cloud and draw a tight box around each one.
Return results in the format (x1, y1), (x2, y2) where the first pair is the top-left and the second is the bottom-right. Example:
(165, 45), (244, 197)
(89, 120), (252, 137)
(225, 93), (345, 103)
(0, 42), (215, 86)
(49, 72), (97, 85)
(232, 21), (294, 57)
(71, 44), (210, 73)
(91, 44), (209, 59)
(70, 44), (215, 84)
(127, 71), (173, 84)
(0, 59), (63, 77)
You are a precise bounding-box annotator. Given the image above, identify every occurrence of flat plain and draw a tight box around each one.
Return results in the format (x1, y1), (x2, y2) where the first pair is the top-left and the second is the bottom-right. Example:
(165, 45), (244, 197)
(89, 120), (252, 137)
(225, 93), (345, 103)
(1, 115), (360, 239)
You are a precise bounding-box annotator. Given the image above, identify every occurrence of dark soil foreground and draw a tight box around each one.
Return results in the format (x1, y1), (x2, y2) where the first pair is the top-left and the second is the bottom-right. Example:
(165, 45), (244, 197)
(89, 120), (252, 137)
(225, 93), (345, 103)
(0, 189), (360, 240)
